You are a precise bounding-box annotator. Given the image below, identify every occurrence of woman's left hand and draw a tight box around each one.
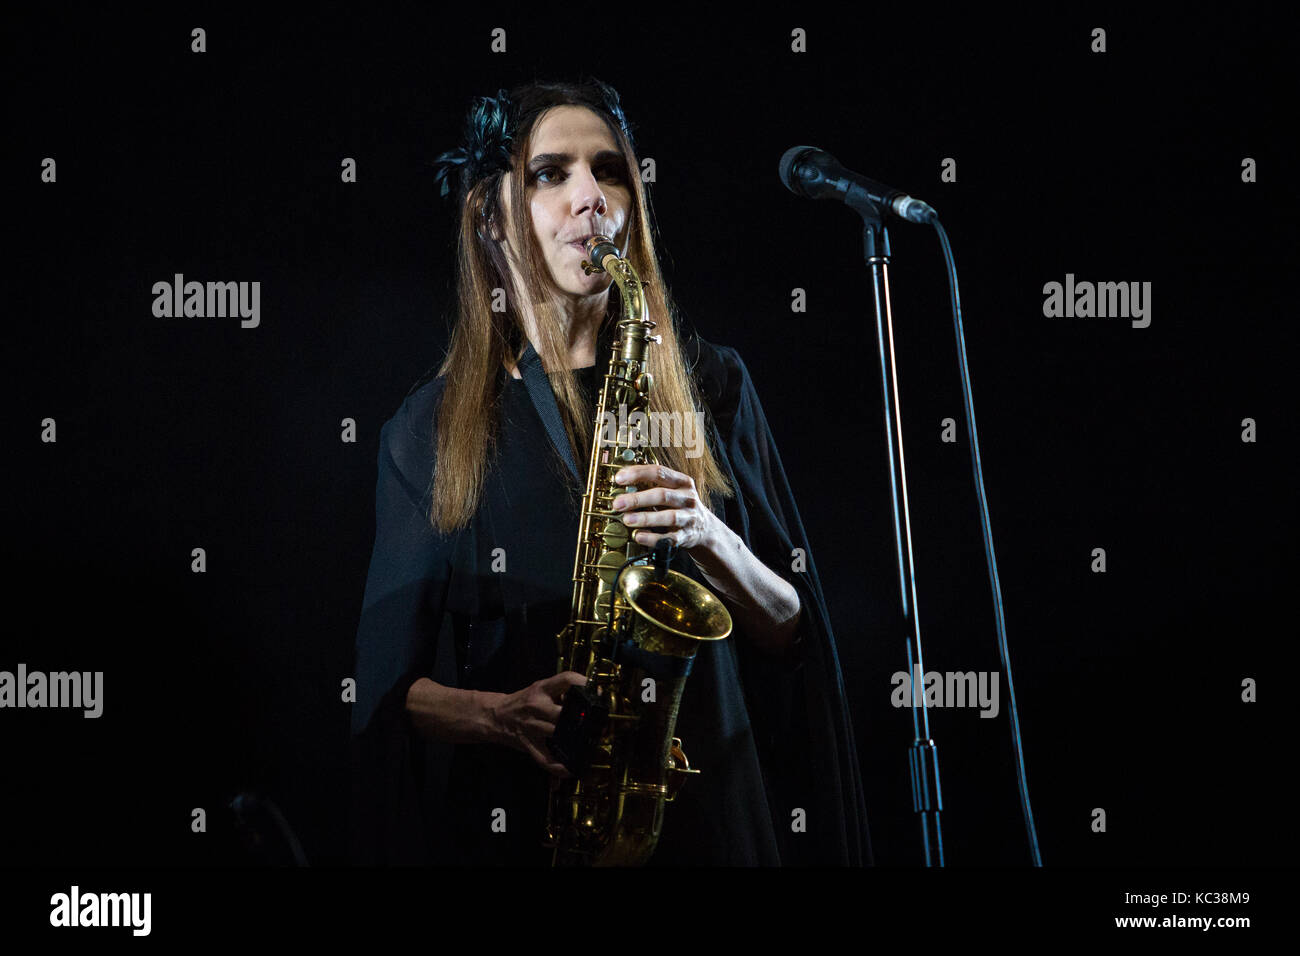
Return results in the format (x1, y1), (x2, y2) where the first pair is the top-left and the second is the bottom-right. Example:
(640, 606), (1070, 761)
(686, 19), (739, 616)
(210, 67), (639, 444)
(611, 463), (803, 653)
(610, 464), (728, 560)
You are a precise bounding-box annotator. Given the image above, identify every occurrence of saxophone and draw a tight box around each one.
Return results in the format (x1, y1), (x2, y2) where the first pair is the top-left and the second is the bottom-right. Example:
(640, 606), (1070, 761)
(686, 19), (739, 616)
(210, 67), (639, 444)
(543, 235), (733, 866)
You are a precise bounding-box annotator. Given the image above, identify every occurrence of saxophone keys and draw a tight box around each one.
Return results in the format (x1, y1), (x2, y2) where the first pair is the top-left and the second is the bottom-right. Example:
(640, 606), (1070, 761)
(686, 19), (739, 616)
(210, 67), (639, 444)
(595, 550), (626, 586)
(601, 519), (629, 550)
(668, 738), (688, 770)
(614, 382), (638, 408)
(665, 739), (693, 804)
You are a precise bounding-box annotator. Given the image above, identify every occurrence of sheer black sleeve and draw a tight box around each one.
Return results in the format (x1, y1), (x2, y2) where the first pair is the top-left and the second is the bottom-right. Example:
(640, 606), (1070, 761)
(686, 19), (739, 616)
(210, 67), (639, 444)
(692, 338), (873, 865)
(349, 382), (457, 864)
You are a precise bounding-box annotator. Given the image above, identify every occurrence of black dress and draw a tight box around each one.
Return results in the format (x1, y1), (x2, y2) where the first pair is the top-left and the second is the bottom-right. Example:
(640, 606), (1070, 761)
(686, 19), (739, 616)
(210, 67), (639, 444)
(349, 329), (872, 866)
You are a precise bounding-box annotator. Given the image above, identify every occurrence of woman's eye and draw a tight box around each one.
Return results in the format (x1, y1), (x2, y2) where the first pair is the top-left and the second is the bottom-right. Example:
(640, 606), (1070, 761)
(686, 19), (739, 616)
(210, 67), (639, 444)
(533, 164), (624, 185)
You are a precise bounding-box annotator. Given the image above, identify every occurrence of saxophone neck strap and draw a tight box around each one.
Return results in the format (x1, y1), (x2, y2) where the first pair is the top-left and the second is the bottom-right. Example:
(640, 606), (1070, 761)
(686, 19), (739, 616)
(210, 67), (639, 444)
(516, 341), (582, 485)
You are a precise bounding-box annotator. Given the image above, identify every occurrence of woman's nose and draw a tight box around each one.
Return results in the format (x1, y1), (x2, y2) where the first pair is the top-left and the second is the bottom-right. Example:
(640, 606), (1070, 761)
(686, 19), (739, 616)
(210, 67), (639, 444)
(571, 167), (607, 215)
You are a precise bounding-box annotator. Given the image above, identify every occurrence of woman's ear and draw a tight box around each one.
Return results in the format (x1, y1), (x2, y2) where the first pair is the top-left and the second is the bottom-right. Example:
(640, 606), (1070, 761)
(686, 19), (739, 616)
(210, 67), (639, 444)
(491, 170), (515, 243)
(475, 189), (507, 243)
(473, 204), (504, 243)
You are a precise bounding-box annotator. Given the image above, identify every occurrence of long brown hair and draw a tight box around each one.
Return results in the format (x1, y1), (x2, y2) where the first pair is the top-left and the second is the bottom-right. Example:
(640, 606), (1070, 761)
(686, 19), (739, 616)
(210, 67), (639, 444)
(429, 78), (732, 533)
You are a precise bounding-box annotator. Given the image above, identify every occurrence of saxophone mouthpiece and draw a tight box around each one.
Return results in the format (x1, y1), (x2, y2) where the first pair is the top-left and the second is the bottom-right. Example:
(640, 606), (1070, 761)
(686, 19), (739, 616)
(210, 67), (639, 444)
(583, 234), (621, 272)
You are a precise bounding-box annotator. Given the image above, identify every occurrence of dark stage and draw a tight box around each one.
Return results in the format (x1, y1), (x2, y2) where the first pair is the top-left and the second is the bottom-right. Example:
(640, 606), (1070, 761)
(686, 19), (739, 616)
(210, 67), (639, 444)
(4, 4), (1292, 938)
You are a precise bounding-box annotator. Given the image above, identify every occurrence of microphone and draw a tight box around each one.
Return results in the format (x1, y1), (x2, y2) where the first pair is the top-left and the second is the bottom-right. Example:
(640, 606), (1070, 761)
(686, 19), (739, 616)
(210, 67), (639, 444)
(779, 146), (938, 224)
(652, 538), (674, 583)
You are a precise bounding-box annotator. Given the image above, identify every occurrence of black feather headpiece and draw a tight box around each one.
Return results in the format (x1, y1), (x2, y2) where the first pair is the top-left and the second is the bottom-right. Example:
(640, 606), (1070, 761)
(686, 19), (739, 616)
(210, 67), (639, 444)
(430, 88), (515, 203)
(430, 79), (637, 207)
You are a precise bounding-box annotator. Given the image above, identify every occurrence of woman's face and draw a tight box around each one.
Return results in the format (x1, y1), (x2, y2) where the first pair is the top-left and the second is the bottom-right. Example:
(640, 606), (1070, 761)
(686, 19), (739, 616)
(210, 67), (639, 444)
(499, 105), (632, 299)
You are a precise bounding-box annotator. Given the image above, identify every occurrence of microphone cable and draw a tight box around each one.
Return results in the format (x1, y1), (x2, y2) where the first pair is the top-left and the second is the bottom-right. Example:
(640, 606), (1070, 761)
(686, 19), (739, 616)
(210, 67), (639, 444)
(932, 218), (1043, 866)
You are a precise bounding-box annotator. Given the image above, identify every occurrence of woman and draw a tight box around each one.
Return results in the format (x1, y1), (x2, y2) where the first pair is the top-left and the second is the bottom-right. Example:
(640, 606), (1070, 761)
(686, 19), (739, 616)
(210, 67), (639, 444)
(350, 77), (870, 866)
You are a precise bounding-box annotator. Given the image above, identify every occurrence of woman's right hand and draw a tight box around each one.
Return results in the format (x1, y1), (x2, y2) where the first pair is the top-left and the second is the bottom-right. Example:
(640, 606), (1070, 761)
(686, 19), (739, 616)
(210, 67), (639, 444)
(487, 671), (588, 778)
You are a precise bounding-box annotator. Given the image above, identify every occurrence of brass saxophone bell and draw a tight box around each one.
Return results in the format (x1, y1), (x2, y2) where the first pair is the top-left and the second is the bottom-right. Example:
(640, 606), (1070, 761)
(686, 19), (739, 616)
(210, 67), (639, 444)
(619, 564), (733, 654)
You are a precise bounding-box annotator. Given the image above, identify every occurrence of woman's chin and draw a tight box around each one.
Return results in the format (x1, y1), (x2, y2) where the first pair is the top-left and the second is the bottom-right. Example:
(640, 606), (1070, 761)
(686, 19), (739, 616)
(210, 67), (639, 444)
(559, 273), (612, 297)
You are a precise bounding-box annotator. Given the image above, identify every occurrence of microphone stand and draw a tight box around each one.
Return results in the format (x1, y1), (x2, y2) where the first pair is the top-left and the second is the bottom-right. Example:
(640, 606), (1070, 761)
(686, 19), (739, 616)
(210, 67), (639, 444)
(852, 194), (945, 867)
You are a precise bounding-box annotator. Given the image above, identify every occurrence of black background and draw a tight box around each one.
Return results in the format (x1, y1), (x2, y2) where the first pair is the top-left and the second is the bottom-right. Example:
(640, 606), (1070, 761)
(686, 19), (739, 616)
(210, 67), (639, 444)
(5, 4), (1293, 883)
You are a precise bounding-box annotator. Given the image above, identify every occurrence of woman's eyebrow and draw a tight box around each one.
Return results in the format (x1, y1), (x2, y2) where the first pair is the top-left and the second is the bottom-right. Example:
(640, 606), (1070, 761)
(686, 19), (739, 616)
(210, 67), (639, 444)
(527, 149), (622, 169)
